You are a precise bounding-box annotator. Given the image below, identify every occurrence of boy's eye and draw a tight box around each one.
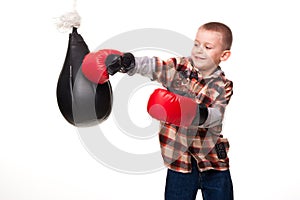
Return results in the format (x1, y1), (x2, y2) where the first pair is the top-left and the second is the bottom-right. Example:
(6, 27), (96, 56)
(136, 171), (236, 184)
(194, 43), (199, 47)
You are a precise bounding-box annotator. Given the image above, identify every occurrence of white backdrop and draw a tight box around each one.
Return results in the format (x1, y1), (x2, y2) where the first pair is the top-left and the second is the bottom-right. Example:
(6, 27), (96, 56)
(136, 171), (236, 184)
(0, 0), (300, 199)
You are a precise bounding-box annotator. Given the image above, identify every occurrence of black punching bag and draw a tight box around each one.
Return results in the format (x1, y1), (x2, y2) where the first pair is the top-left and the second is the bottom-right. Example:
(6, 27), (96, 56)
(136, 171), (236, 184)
(56, 27), (112, 126)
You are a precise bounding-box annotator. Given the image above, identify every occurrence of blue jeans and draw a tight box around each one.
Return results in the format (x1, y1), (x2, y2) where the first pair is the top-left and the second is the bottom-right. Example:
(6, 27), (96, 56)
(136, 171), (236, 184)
(165, 158), (233, 200)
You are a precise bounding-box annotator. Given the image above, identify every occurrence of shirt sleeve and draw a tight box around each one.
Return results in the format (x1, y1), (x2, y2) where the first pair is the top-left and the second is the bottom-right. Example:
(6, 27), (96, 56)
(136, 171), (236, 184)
(127, 56), (195, 89)
(127, 56), (156, 79)
(200, 79), (233, 128)
(152, 57), (190, 88)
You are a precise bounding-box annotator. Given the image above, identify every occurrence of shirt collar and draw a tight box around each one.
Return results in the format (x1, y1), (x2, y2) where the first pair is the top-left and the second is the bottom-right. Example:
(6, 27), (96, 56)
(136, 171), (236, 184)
(187, 57), (223, 80)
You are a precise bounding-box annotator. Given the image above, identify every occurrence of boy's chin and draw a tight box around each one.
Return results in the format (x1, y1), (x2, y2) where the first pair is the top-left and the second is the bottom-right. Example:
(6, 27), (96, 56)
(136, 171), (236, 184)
(191, 58), (205, 68)
(192, 61), (204, 70)
(193, 64), (219, 73)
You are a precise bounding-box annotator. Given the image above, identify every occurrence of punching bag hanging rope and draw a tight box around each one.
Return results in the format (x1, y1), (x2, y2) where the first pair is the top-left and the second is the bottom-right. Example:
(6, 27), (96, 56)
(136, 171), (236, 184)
(55, 1), (113, 127)
(55, 0), (80, 33)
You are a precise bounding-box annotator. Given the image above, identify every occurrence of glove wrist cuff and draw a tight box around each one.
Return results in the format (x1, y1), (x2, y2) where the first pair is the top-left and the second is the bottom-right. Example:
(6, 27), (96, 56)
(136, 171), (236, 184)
(121, 52), (135, 73)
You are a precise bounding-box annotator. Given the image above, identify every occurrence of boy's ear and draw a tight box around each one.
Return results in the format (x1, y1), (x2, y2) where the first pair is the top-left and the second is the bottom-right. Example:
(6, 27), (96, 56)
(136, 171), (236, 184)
(220, 50), (231, 61)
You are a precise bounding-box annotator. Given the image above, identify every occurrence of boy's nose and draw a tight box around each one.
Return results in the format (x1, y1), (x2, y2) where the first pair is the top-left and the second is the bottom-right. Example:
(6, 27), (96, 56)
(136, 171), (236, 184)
(195, 45), (204, 53)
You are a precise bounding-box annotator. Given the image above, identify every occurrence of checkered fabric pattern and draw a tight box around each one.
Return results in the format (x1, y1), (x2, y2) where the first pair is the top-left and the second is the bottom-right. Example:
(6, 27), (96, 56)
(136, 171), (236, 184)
(152, 57), (233, 173)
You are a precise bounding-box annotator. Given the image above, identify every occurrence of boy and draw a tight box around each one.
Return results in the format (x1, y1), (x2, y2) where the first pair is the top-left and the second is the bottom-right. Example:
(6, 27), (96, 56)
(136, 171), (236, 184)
(82, 22), (234, 200)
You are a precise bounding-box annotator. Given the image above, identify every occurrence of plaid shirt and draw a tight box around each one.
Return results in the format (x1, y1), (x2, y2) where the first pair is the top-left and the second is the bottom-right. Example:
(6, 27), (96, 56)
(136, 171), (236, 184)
(151, 57), (233, 173)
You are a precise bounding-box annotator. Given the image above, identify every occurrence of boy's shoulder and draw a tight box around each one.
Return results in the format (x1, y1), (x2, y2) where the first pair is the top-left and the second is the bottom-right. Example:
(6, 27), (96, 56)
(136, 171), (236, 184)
(206, 67), (232, 83)
(205, 67), (233, 95)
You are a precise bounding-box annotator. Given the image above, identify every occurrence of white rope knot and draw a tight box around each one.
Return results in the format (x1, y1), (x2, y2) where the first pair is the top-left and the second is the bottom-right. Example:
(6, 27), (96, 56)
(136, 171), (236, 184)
(55, 11), (81, 32)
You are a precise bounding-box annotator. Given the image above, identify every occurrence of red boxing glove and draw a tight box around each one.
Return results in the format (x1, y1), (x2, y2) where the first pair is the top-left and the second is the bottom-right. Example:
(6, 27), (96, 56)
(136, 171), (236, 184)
(147, 89), (198, 127)
(81, 49), (123, 84)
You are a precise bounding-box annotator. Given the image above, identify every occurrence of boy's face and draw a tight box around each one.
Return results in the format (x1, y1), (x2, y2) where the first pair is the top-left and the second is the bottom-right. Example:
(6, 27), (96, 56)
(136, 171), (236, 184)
(191, 28), (229, 73)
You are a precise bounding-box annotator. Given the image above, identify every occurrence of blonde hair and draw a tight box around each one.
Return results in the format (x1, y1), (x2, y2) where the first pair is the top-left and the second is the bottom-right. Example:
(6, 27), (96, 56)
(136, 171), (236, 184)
(199, 22), (233, 50)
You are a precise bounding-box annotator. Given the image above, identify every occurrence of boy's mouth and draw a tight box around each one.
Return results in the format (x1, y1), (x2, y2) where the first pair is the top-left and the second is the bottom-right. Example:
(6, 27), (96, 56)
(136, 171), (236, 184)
(194, 55), (206, 60)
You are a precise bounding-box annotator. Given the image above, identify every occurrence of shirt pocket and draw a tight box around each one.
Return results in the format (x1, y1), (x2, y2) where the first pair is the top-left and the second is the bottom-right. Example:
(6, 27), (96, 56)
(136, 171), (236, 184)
(206, 137), (230, 162)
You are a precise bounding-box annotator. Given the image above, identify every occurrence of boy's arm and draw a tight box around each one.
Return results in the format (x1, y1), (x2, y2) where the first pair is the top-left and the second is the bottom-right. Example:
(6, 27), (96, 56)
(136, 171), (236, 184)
(127, 56), (156, 80)
(129, 56), (234, 128)
(128, 56), (184, 87)
(81, 48), (191, 87)
(81, 49), (173, 84)
(146, 81), (233, 128)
